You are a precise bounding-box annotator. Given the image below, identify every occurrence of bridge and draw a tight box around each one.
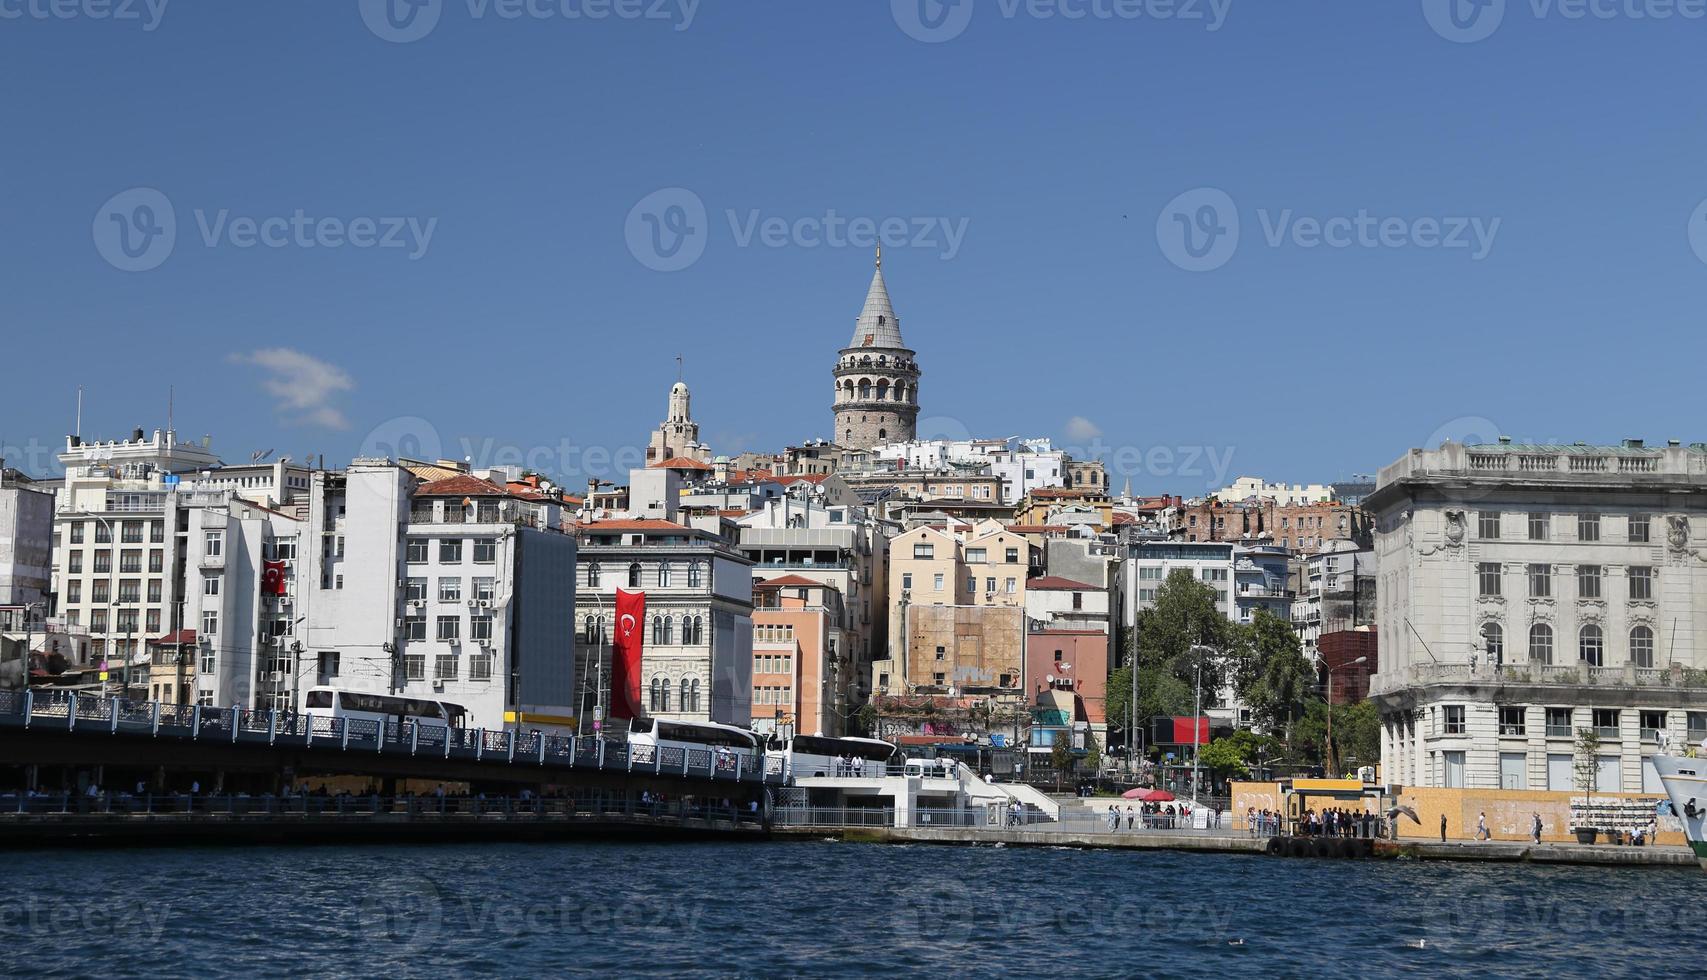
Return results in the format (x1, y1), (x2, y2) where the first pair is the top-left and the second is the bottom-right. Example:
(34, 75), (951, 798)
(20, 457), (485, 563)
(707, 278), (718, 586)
(0, 690), (782, 843)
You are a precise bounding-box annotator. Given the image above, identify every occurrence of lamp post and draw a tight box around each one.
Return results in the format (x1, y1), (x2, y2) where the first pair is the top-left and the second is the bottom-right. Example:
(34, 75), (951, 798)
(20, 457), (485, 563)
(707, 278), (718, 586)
(80, 508), (118, 697)
(1188, 643), (1217, 806)
(1323, 655), (1370, 777)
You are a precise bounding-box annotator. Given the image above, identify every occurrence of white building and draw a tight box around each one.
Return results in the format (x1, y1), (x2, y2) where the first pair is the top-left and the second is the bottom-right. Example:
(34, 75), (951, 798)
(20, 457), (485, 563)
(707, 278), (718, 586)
(1369, 439), (1707, 793)
(1214, 476), (1335, 506)
(296, 460), (578, 731)
(0, 473), (55, 676)
(1118, 540), (1240, 726)
(1291, 540), (1376, 660)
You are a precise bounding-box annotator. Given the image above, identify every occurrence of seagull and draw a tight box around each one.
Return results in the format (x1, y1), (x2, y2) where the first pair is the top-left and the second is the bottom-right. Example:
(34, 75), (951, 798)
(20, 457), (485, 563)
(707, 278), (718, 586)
(1406, 939), (1427, 949)
(1227, 939), (1245, 947)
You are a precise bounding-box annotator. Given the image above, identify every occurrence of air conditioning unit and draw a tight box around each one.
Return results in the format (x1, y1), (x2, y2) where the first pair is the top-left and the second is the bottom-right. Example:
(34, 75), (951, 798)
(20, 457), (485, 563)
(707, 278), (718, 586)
(408, 599), (424, 608)
(477, 599), (491, 608)
(467, 599), (478, 608)
(431, 679), (445, 691)
(267, 671), (286, 683)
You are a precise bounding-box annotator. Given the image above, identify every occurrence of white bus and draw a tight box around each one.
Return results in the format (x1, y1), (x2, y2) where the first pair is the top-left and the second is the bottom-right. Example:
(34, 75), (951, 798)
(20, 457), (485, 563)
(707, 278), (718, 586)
(302, 687), (467, 732)
(783, 735), (900, 779)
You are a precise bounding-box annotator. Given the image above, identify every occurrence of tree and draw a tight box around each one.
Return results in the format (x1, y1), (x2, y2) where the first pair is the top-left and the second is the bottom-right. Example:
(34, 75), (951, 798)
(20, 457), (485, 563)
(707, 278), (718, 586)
(1083, 730), (1102, 777)
(1197, 737), (1253, 781)
(1294, 699), (1379, 775)
(1050, 735), (1073, 790)
(1574, 727), (1603, 824)
(1236, 609), (1318, 745)
(1133, 571), (1240, 703)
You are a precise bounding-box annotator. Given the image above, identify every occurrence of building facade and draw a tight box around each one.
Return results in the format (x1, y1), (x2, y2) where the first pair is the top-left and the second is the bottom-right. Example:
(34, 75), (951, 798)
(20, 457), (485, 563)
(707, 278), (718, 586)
(1368, 439), (1707, 793)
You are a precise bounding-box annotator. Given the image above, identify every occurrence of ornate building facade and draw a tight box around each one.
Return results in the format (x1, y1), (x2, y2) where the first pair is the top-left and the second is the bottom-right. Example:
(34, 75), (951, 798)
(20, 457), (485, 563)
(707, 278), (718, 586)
(832, 250), (921, 450)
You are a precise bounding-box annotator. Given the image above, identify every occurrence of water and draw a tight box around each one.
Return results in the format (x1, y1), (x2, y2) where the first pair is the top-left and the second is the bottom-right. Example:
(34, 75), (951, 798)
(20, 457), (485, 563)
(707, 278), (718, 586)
(1, 840), (1696, 977)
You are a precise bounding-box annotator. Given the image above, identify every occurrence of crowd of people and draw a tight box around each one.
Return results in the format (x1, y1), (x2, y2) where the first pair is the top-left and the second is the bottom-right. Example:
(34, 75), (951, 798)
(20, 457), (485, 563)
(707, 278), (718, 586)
(1294, 806), (1385, 838)
(1104, 801), (1207, 831)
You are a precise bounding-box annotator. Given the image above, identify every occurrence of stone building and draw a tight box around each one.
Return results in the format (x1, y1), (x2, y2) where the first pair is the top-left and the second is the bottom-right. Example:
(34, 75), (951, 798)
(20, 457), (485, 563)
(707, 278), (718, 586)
(1368, 439), (1707, 793)
(832, 250), (921, 449)
(645, 380), (712, 465)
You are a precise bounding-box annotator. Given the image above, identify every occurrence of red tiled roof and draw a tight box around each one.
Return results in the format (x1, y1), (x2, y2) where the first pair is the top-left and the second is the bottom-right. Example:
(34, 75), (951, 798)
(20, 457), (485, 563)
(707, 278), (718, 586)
(772, 474), (828, 485)
(1027, 576), (1101, 591)
(415, 475), (507, 498)
(573, 519), (691, 532)
(150, 630), (197, 645)
(755, 574), (827, 589)
(649, 458), (712, 471)
(1112, 512), (1137, 526)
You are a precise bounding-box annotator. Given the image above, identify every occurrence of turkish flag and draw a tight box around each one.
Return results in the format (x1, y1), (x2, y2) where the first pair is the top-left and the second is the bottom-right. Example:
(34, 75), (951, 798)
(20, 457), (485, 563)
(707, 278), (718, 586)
(262, 560), (288, 596)
(610, 589), (646, 720)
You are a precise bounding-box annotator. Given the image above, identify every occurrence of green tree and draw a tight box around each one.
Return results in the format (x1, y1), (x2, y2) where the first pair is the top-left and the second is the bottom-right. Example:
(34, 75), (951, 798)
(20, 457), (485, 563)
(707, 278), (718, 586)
(1083, 730), (1102, 777)
(1294, 698), (1378, 775)
(1197, 736), (1253, 780)
(1235, 610), (1318, 746)
(1050, 735), (1073, 789)
(1574, 727), (1603, 818)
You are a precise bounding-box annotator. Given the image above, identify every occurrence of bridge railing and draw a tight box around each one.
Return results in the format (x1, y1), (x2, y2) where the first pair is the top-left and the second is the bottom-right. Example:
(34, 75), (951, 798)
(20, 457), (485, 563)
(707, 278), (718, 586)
(0, 691), (784, 785)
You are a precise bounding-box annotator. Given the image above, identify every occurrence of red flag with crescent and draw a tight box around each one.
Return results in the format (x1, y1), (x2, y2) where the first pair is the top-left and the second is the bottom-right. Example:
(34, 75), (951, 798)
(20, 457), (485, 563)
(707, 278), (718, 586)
(262, 560), (288, 596)
(610, 589), (646, 720)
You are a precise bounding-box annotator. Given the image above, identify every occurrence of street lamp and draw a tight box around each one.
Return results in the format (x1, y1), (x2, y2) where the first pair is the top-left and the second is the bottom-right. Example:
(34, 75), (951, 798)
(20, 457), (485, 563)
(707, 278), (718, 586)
(1323, 656), (1370, 777)
(1187, 643), (1217, 806)
(79, 508), (119, 696)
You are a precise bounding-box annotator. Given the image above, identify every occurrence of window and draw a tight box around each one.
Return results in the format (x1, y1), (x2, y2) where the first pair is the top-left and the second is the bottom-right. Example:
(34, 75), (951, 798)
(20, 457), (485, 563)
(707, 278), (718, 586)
(407, 539), (429, 563)
(438, 578), (462, 602)
(404, 651), (426, 681)
(145, 610), (160, 633)
(119, 550), (141, 574)
(1641, 710), (1666, 742)
(68, 552), (83, 574)
(472, 538), (496, 564)
(688, 563), (702, 587)
(1481, 622), (1503, 662)
(147, 580), (162, 603)
(403, 617), (427, 641)
(94, 522), (111, 543)
(1477, 562), (1501, 597)
(966, 548), (987, 563)
(583, 616), (602, 645)
(1478, 511), (1500, 539)
(436, 615), (460, 642)
(932, 672), (946, 686)
(1630, 625), (1655, 669)
(1071, 591), (1083, 609)
(1527, 512), (1548, 540)
(586, 563), (601, 587)
(684, 678), (700, 713)
(1499, 706), (1526, 736)
(69, 524), (85, 544)
(687, 616), (703, 644)
(1528, 563), (1551, 598)
(150, 521), (164, 544)
(1577, 513), (1600, 542)
(93, 551), (110, 573)
(933, 573), (944, 592)
(984, 577), (996, 593)
(1528, 623), (1553, 664)
(650, 677), (670, 712)
(201, 609), (218, 636)
(471, 616), (493, 643)
(1545, 707), (1572, 738)
(1444, 705), (1466, 735)
(439, 539), (463, 563)
(965, 575), (976, 594)
(204, 530), (222, 557)
(1629, 566), (1654, 601)
(121, 521), (143, 543)
(473, 577), (495, 602)
(92, 581), (110, 603)
(1629, 514), (1651, 543)
(1689, 711), (1707, 742)
(1593, 708), (1620, 740)
(1443, 751), (1466, 788)
(1005, 548), (1020, 563)
(659, 563), (673, 587)
(1500, 751), (1528, 790)
(653, 616), (667, 645)
(470, 652), (494, 681)
(901, 573), (913, 591)
(627, 563), (642, 588)
(67, 581), (82, 603)
(203, 574), (220, 597)
(913, 543), (934, 559)
(406, 577), (427, 602)
(1579, 624), (1603, 667)
(148, 550), (163, 573)
(434, 652), (458, 680)
(91, 609), (107, 632)
(1577, 565), (1601, 599)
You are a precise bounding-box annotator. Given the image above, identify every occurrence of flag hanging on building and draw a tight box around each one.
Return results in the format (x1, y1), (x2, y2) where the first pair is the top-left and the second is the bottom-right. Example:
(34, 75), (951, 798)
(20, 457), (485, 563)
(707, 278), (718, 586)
(610, 588), (646, 720)
(261, 560), (288, 596)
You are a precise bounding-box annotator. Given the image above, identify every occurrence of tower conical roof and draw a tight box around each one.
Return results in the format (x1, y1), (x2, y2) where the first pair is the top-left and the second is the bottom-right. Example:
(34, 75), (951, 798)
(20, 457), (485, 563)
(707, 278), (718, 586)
(849, 249), (905, 349)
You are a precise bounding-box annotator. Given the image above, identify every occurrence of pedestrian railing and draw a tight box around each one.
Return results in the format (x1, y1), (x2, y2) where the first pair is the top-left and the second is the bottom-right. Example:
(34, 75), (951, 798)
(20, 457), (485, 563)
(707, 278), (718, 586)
(0, 690), (785, 786)
(773, 806), (893, 828)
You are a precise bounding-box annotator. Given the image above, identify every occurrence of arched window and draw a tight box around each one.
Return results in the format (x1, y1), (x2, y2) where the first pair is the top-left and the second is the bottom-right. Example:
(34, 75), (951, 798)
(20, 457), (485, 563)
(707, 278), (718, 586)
(649, 677), (662, 712)
(1631, 625), (1655, 668)
(686, 678), (700, 713)
(652, 615), (665, 645)
(627, 562), (642, 588)
(679, 677), (691, 713)
(662, 616), (674, 645)
(1528, 623), (1553, 665)
(876, 379), (890, 401)
(659, 563), (673, 588)
(1480, 622), (1503, 663)
(687, 563), (703, 588)
(858, 379), (872, 400)
(1579, 624), (1604, 667)
(687, 615), (703, 645)
(583, 615), (597, 645)
(878, 429), (887, 441)
(586, 563), (600, 587)
(660, 677), (671, 713)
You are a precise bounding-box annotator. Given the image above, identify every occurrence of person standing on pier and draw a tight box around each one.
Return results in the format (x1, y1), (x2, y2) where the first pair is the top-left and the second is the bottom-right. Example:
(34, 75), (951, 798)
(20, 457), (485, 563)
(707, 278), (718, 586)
(1440, 813), (1448, 842)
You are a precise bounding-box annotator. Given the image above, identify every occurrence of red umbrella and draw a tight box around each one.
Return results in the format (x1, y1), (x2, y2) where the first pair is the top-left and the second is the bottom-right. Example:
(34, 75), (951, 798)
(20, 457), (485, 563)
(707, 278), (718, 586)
(1121, 788), (1175, 801)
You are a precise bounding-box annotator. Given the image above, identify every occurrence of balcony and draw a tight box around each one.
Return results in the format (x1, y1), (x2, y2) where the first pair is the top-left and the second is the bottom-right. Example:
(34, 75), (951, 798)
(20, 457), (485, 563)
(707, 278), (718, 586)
(1372, 660), (1707, 698)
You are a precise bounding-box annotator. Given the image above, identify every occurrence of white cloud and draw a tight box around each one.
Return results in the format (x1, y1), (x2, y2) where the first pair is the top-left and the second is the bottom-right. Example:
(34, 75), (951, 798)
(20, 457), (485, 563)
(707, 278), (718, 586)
(230, 348), (355, 430)
(1064, 416), (1102, 442)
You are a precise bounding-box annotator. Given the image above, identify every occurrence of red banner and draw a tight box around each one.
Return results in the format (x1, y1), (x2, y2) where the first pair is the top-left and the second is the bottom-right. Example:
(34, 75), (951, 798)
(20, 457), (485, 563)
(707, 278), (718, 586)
(610, 589), (645, 720)
(1172, 716), (1209, 747)
(261, 560), (288, 596)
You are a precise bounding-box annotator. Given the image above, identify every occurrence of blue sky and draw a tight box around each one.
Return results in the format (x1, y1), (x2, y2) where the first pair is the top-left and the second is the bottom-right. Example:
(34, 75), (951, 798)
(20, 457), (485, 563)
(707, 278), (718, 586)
(4, 0), (1705, 492)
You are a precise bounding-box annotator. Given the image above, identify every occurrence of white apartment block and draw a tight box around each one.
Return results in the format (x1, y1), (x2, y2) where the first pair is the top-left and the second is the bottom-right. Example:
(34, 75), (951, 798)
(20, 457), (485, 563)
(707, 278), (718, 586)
(1214, 476), (1335, 506)
(1369, 439), (1707, 793)
(296, 460), (578, 731)
(1118, 540), (1240, 726)
(1291, 541), (1375, 660)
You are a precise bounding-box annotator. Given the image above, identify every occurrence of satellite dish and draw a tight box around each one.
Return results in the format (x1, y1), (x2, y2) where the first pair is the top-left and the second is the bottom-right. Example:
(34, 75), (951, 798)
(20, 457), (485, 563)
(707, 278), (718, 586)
(1045, 674), (1054, 684)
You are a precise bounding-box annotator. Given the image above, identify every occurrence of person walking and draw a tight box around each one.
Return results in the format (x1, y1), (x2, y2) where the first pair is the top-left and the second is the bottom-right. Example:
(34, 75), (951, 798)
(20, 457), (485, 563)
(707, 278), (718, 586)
(1477, 811), (1489, 841)
(1531, 812), (1543, 844)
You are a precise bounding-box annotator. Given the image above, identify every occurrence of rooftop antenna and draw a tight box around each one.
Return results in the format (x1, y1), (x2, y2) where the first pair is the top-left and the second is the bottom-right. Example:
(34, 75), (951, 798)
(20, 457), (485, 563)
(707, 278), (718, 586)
(676, 354), (684, 383)
(166, 384), (175, 462)
(75, 385), (83, 440)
